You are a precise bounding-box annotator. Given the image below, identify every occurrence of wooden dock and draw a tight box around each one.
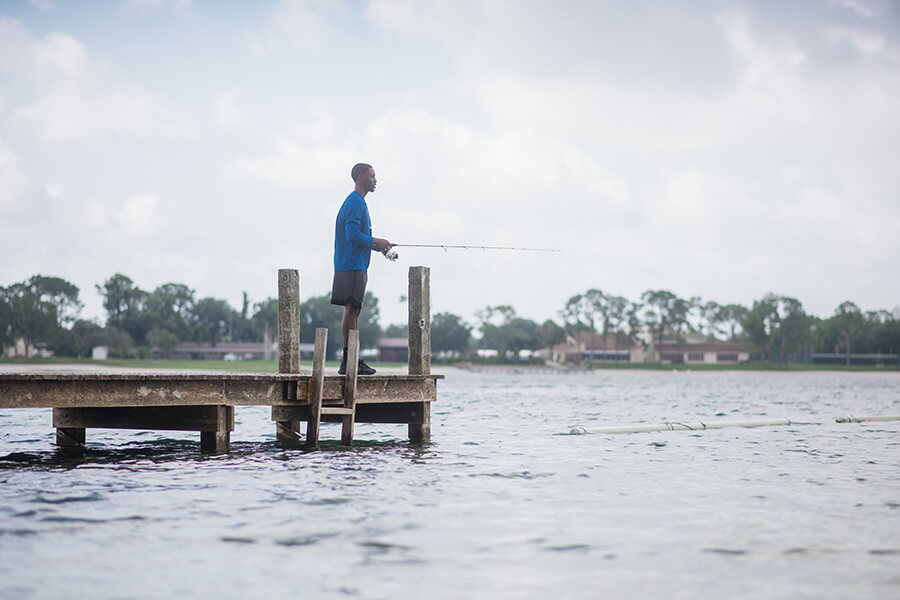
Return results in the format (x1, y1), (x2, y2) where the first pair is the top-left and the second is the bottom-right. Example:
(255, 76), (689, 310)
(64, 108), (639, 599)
(0, 267), (441, 452)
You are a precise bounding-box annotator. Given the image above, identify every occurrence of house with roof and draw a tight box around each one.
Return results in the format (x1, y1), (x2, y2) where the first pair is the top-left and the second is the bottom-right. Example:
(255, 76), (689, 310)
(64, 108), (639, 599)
(538, 331), (749, 365)
(377, 337), (408, 363)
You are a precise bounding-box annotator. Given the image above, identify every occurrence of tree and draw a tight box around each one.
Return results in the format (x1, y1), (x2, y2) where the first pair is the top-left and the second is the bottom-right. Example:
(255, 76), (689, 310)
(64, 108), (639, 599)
(1, 276), (82, 354)
(771, 296), (807, 365)
(145, 283), (195, 341)
(640, 290), (690, 360)
(835, 301), (862, 366)
(474, 305), (542, 358)
(96, 274), (153, 345)
(69, 319), (109, 358)
(192, 298), (232, 345)
(503, 317), (543, 355)
(540, 319), (566, 347)
(431, 312), (472, 356)
(715, 304), (748, 341)
(475, 305), (515, 353)
(743, 295), (779, 361)
(0, 288), (12, 348)
(23, 275), (83, 328)
(561, 289), (607, 334)
(383, 323), (406, 337)
(299, 293), (381, 359)
(690, 299), (720, 338)
(250, 297), (278, 343)
(106, 327), (135, 358)
(97, 274), (147, 329)
(147, 328), (180, 358)
(605, 294), (631, 351)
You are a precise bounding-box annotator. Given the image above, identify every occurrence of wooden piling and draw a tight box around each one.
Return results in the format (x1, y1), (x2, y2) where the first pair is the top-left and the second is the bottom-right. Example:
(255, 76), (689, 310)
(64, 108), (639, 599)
(200, 406), (234, 453)
(305, 328), (327, 447)
(340, 329), (359, 445)
(275, 268), (302, 441)
(408, 266), (431, 442)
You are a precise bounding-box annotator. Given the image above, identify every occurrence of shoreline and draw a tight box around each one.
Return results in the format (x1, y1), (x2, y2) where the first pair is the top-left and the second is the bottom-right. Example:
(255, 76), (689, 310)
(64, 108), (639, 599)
(1, 360), (897, 376)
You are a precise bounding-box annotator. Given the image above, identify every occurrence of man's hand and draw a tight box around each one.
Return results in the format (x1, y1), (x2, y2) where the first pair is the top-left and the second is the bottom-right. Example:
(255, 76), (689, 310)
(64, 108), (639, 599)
(373, 238), (392, 254)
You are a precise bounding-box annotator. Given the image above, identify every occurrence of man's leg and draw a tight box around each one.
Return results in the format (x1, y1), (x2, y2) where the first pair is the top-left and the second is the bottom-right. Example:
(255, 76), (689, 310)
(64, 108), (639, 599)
(342, 304), (360, 347)
(340, 303), (376, 375)
(339, 305), (359, 374)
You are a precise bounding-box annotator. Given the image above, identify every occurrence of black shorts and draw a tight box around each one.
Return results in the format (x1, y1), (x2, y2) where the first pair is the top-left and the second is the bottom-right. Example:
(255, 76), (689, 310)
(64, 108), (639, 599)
(331, 270), (368, 309)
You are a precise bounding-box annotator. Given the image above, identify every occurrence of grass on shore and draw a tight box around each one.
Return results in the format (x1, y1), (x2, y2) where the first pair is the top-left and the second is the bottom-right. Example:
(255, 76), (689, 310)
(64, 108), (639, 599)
(2, 357), (897, 372)
(0, 357), (410, 372)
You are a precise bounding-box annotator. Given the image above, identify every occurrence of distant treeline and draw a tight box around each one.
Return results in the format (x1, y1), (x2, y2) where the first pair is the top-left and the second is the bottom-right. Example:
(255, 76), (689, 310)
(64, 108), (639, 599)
(1, 274), (899, 363)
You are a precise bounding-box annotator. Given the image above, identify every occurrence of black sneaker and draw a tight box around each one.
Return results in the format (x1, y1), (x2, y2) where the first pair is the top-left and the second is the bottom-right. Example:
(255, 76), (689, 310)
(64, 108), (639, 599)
(338, 358), (376, 376)
(357, 360), (376, 375)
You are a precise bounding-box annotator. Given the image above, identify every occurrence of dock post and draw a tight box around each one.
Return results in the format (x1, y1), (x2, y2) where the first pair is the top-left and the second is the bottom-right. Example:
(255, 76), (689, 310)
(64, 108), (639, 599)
(275, 268), (301, 440)
(408, 266), (431, 442)
(56, 424), (85, 448)
(306, 327), (327, 447)
(340, 329), (360, 445)
(200, 406), (234, 453)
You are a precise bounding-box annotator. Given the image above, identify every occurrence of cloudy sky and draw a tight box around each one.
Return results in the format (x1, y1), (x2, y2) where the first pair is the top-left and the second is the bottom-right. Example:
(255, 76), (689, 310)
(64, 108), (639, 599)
(1, 0), (898, 329)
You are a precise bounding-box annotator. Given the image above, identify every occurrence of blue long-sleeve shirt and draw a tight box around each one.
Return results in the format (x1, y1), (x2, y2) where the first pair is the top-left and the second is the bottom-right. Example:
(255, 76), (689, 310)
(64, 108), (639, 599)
(334, 191), (377, 271)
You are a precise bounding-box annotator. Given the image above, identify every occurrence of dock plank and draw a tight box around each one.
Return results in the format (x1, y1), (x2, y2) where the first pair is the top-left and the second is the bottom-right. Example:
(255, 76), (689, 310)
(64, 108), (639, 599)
(0, 373), (442, 409)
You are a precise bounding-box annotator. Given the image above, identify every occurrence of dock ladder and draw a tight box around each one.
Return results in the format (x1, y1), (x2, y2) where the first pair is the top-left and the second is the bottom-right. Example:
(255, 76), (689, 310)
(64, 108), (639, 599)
(306, 327), (358, 447)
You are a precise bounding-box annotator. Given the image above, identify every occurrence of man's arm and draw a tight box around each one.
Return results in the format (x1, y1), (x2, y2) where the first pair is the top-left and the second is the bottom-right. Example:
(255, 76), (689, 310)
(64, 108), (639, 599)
(344, 199), (391, 253)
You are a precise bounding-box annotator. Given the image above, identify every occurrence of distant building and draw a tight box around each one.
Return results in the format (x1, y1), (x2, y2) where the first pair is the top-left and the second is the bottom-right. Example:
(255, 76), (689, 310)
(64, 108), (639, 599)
(2, 338), (37, 358)
(378, 337), (408, 363)
(92, 346), (109, 360)
(653, 339), (749, 364)
(538, 331), (749, 364)
(539, 332), (633, 364)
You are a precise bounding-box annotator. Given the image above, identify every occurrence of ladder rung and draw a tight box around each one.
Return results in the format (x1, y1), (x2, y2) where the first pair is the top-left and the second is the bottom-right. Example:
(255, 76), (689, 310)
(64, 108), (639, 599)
(320, 407), (354, 416)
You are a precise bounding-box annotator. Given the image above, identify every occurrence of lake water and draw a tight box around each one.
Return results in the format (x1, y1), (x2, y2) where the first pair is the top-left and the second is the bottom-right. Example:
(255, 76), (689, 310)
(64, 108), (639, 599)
(1, 369), (899, 599)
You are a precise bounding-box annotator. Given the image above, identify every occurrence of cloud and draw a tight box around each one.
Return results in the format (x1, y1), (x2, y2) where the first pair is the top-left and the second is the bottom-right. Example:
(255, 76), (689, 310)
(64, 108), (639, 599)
(112, 193), (162, 238)
(225, 140), (357, 189)
(4, 19), (189, 143)
(825, 27), (888, 59)
(838, 0), (875, 18)
(28, 0), (56, 11)
(44, 183), (64, 199)
(124, 0), (191, 10)
(246, 0), (348, 54)
(0, 138), (27, 210)
(213, 90), (242, 128)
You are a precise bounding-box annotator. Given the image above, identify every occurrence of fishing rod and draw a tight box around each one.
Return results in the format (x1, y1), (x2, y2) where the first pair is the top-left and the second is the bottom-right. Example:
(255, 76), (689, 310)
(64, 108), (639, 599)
(392, 243), (562, 252)
(383, 243), (561, 261)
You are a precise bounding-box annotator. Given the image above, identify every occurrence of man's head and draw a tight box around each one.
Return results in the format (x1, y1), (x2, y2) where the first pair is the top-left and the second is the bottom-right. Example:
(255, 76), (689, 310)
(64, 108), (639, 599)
(352, 163), (376, 195)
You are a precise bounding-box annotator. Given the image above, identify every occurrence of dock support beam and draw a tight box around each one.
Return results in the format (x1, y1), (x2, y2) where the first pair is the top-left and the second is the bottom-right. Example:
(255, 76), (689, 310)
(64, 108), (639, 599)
(275, 268), (302, 441)
(408, 266), (431, 442)
(52, 406), (235, 453)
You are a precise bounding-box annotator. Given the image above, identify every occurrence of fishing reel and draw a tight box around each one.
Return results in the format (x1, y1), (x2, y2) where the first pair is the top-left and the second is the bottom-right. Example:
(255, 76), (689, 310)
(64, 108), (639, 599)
(384, 248), (399, 262)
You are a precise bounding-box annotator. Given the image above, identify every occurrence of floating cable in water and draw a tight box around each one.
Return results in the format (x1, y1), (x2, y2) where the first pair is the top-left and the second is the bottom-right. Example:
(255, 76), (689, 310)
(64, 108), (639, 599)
(569, 414), (900, 435)
(569, 418), (793, 435)
(835, 415), (900, 423)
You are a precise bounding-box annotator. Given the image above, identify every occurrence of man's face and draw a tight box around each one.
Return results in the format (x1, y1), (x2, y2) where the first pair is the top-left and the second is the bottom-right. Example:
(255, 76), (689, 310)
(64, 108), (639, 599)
(359, 168), (376, 193)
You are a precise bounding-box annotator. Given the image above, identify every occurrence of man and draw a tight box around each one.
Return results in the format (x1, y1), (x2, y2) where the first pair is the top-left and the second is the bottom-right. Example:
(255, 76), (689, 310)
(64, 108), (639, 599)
(331, 163), (391, 375)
